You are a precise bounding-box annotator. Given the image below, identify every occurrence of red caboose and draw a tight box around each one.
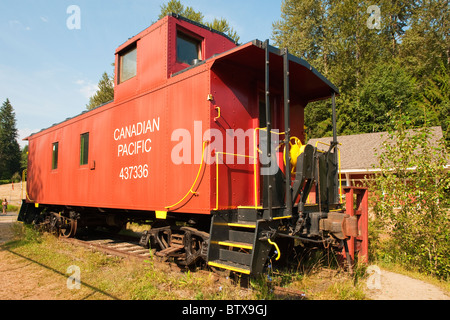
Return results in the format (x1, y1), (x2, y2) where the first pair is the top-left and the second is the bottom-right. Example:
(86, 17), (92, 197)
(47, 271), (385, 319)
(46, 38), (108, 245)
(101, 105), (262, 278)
(20, 14), (366, 275)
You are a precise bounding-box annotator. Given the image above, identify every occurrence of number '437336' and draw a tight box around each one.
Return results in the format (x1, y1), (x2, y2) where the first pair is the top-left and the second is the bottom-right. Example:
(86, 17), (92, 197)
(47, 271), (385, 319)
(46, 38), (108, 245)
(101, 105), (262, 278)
(119, 164), (149, 180)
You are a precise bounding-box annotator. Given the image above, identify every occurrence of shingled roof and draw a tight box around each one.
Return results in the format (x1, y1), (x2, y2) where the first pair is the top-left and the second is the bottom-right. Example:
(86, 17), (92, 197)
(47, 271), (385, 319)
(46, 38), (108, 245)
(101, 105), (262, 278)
(307, 126), (447, 173)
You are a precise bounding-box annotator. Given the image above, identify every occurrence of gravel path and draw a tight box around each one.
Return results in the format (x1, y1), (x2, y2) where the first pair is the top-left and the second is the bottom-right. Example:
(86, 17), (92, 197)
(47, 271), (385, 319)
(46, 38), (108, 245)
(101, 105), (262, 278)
(365, 267), (449, 300)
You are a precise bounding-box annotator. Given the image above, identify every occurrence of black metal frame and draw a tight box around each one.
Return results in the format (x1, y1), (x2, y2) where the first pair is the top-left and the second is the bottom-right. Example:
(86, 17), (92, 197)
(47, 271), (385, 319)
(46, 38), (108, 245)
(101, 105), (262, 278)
(283, 48), (292, 217)
(264, 40), (273, 219)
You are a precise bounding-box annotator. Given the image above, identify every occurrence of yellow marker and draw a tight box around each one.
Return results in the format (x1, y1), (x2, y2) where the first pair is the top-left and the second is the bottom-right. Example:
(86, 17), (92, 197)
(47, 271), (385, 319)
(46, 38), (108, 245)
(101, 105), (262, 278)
(155, 211), (167, 219)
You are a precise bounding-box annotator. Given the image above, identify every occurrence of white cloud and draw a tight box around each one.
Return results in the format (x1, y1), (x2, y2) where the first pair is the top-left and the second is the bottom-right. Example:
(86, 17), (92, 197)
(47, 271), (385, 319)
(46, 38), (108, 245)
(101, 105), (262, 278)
(40, 16), (48, 23)
(9, 20), (31, 31)
(18, 128), (37, 148)
(75, 80), (98, 99)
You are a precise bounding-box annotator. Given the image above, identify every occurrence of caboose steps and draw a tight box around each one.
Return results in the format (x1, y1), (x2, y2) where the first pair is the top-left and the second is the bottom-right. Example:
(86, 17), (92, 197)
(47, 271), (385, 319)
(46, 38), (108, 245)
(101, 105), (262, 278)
(216, 240), (253, 250)
(223, 222), (256, 229)
(208, 260), (251, 274)
(207, 211), (275, 276)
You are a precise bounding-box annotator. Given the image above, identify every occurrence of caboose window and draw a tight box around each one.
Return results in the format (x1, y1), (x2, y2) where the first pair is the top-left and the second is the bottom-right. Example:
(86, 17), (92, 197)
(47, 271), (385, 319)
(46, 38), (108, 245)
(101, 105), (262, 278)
(80, 133), (89, 165)
(52, 142), (59, 170)
(177, 31), (201, 65)
(119, 45), (137, 83)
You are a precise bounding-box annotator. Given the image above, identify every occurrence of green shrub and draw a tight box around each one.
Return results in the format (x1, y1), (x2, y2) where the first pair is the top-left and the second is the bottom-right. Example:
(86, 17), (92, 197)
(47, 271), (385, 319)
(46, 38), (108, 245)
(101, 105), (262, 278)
(369, 115), (450, 279)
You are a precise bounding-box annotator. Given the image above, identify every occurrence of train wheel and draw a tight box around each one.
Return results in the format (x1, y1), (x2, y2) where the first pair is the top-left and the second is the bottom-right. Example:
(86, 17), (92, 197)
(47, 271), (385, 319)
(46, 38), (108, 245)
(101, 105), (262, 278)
(181, 227), (209, 267)
(59, 217), (78, 238)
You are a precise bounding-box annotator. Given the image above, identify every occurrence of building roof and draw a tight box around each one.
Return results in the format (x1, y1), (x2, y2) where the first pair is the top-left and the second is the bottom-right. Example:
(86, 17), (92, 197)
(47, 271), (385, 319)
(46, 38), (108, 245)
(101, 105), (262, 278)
(307, 126), (447, 173)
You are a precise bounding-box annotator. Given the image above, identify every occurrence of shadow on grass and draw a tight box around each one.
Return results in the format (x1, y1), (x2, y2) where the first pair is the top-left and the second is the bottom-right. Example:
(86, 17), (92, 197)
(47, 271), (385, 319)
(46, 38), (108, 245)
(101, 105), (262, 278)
(1, 244), (121, 300)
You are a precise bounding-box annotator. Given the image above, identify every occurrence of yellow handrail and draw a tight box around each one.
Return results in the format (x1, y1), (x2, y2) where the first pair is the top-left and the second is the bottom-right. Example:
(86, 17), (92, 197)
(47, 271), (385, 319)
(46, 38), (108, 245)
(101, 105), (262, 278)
(214, 105), (221, 122)
(22, 169), (36, 203)
(214, 127), (286, 211)
(214, 151), (255, 210)
(268, 238), (281, 261)
(165, 140), (210, 210)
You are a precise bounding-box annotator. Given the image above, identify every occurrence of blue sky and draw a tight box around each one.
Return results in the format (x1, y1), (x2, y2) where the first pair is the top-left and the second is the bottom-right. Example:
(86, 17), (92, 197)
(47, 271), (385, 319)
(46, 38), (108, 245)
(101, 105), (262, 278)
(0, 0), (283, 147)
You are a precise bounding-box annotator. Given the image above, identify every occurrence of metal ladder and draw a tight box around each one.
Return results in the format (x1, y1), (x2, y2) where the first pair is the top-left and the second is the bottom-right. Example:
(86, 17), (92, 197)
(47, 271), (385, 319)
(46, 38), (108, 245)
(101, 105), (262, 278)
(207, 208), (281, 275)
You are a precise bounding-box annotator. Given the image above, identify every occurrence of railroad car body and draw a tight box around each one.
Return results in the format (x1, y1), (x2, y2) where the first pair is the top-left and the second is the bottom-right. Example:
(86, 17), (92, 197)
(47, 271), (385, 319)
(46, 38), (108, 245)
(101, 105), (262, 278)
(19, 14), (368, 275)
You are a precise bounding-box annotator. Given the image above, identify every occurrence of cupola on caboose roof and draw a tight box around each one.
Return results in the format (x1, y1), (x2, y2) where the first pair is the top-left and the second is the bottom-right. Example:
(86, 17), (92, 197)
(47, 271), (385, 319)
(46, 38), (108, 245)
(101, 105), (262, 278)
(113, 14), (239, 102)
(113, 13), (338, 104)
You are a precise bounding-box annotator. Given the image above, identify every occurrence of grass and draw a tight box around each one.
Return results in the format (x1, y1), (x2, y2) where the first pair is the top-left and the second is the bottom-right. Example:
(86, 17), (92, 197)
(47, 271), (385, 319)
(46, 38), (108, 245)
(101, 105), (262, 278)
(6, 205), (19, 212)
(2, 222), (370, 300)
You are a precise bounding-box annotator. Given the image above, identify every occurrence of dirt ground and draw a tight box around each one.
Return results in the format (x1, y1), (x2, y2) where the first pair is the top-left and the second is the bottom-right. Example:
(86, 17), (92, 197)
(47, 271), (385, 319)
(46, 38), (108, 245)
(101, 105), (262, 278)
(0, 214), (69, 299)
(0, 182), (25, 208)
(366, 268), (449, 300)
(1, 183), (449, 300)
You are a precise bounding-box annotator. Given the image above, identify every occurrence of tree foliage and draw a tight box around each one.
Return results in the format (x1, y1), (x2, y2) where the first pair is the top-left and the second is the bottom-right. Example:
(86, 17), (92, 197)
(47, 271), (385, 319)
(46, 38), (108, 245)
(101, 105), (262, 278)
(273, 0), (449, 145)
(86, 72), (114, 111)
(159, 0), (240, 43)
(0, 98), (21, 180)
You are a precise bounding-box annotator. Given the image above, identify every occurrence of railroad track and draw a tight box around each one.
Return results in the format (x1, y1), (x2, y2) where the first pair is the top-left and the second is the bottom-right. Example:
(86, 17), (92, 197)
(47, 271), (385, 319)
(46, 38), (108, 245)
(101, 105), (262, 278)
(59, 231), (157, 262)
(59, 232), (306, 300)
(60, 236), (152, 261)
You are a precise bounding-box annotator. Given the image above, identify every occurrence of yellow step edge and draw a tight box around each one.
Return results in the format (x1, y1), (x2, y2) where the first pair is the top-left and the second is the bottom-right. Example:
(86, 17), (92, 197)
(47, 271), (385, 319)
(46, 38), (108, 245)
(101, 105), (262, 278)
(227, 222), (256, 228)
(272, 215), (292, 220)
(213, 222), (256, 229)
(217, 241), (253, 250)
(208, 261), (251, 275)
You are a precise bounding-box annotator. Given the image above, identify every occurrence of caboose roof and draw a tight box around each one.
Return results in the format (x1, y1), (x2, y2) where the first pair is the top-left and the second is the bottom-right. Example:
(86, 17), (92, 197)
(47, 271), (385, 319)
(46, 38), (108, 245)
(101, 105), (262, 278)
(206, 40), (339, 103)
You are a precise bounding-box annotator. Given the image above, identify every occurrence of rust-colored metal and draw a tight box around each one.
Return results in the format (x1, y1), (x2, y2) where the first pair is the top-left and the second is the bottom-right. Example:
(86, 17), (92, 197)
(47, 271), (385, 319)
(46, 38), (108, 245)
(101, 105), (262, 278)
(343, 186), (369, 264)
(342, 215), (358, 238)
(319, 211), (358, 240)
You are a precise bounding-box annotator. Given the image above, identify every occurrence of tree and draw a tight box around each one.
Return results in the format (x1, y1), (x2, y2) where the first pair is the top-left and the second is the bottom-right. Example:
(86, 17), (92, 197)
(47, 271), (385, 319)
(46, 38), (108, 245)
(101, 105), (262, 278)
(272, 0), (448, 141)
(159, 0), (204, 22)
(86, 72), (114, 110)
(205, 18), (240, 44)
(159, 0), (240, 43)
(273, 0), (389, 138)
(420, 62), (450, 145)
(0, 99), (21, 180)
(357, 60), (419, 133)
(400, 0), (449, 80)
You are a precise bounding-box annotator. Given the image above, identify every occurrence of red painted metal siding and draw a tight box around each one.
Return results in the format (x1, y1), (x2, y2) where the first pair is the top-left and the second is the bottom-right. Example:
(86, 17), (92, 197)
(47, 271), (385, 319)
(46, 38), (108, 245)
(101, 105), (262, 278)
(210, 60), (259, 209)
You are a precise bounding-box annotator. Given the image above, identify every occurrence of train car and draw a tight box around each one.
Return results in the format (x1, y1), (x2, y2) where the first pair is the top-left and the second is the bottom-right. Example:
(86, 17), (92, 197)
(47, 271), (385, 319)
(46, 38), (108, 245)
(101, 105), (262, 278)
(19, 14), (367, 275)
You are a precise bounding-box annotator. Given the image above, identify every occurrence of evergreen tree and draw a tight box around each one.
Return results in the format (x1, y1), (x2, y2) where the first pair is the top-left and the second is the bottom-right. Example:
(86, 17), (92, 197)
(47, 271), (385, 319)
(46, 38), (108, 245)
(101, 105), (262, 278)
(86, 72), (114, 110)
(0, 99), (21, 180)
(205, 18), (240, 43)
(159, 0), (240, 43)
(159, 0), (204, 22)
